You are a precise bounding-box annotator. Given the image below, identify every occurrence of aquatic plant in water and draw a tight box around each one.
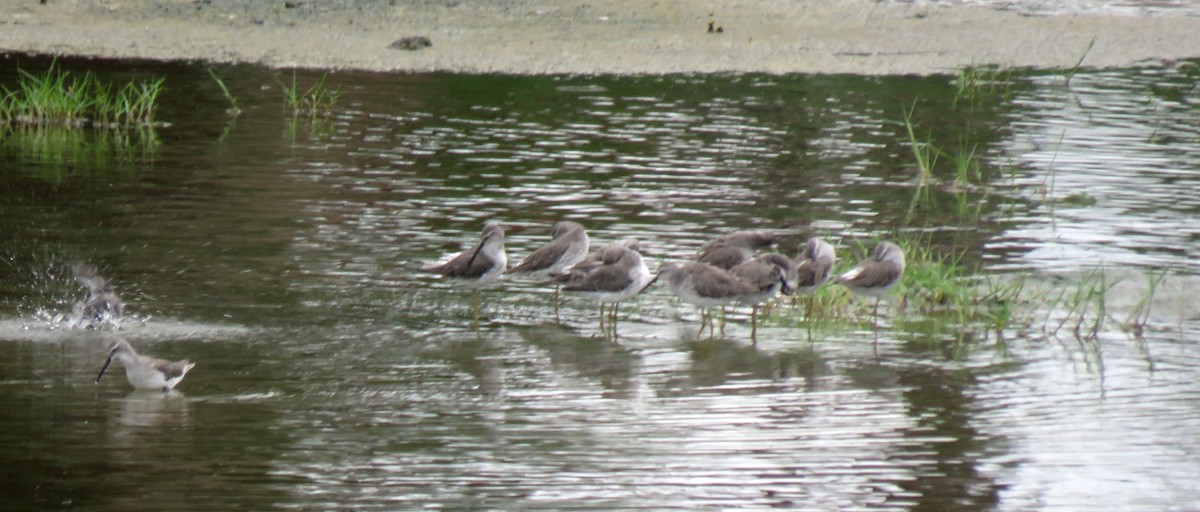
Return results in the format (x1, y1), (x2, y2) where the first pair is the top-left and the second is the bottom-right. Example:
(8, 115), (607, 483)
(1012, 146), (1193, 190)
(207, 68), (242, 117)
(278, 71), (341, 120)
(0, 62), (164, 129)
(953, 64), (1015, 108)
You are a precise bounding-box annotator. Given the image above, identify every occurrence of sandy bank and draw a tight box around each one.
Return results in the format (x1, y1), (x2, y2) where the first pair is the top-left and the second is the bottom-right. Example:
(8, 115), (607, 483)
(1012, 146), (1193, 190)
(1, 0), (1198, 75)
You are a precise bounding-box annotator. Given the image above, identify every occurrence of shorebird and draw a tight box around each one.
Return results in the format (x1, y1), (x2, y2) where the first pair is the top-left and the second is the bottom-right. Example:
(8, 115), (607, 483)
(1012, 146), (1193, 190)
(792, 237), (837, 322)
(730, 253), (796, 341)
(95, 338), (194, 392)
(421, 223), (508, 327)
(508, 221), (589, 318)
(560, 242), (652, 334)
(695, 230), (775, 270)
(793, 238), (837, 294)
(656, 261), (762, 338)
(552, 237), (640, 283)
(73, 266), (123, 329)
(836, 241), (905, 333)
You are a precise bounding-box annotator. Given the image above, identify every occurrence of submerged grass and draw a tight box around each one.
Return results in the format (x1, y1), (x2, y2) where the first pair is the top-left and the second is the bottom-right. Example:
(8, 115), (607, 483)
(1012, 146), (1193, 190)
(1, 123), (160, 182)
(953, 64), (1015, 108)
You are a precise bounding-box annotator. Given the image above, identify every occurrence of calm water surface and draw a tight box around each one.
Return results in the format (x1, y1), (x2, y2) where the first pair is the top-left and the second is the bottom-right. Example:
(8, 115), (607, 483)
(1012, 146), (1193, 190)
(1, 55), (1198, 510)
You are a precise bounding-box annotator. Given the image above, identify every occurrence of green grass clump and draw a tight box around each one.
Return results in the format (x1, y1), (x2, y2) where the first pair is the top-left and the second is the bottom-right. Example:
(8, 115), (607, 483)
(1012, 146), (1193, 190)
(278, 71), (341, 120)
(0, 62), (164, 129)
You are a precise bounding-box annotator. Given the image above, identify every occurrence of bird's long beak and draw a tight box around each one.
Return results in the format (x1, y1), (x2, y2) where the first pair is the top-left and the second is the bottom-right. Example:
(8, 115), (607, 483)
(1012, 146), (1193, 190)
(639, 271), (664, 294)
(96, 356), (113, 383)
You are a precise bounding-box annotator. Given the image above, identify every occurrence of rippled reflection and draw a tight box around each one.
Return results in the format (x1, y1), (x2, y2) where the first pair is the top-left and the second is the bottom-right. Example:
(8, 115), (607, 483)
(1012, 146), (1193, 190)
(0, 57), (1197, 510)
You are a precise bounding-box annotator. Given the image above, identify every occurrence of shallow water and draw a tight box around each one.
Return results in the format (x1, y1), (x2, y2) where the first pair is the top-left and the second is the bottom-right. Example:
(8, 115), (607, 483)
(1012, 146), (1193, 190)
(0, 55), (1197, 510)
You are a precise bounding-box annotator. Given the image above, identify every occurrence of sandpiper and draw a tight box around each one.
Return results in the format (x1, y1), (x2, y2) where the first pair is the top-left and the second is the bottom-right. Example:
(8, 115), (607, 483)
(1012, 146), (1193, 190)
(560, 242), (652, 334)
(421, 223), (508, 326)
(509, 221), (589, 276)
(552, 237), (640, 283)
(730, 253), (796, 341)
(73, 266), (122, 329)
(656, 261), (762, 338)
(836, 241), (905, 332)
(95, 338), (194, 393)
(793, 238), (837, 294)
(508, 221), (589, 318)
(792, 238), (837, 323)
(695, 230), (775, 270)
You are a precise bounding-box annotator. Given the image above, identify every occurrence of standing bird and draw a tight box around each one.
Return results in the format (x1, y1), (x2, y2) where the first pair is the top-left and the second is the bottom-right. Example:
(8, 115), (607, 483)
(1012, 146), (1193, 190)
(508, 221), (589, 319)
(552, 237), (640, 284)
(95, 338), (194, 393)
(560, 243), (651, 335)
(836, 241), (905, 335)
(792, 238), (837, 323)
(73, 266), (123, 330)
(695, 230), (775, 270)
(730, 253), (796, 342)
(656, 261), (762, 338)
(421, 223), (508, 327)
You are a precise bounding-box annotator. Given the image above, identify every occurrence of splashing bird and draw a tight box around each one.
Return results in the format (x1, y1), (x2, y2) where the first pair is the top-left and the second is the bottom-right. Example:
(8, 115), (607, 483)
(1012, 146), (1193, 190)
(72, 265), (123, 329)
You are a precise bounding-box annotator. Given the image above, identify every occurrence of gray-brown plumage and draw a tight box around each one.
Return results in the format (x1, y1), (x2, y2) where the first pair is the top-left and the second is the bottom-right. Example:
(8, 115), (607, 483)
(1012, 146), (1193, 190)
(695, 230), (775, 270)
(95, 338), (194, 392)
(836, 241), (905, 335)
(509, 221), (589, 319)
(508, 221), (589, 276)
(731, 253), (796, 300)
(421, 223), (507, 286)
(561, 243), (652, 332)
(730, 253), (796, 340)
(793, 238), (836, 294)
(73, 264), (122, 329)
(657, 261), (762, 337)
(551, 237), (639, 284)
(421, 223), (508, 326)
(836, 241), (904, 298)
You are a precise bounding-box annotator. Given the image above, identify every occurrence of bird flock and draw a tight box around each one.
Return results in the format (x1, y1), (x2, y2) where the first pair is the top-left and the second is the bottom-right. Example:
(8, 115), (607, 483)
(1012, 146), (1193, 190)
(422, 221), (907, 338)
(75, 220), (904, 394)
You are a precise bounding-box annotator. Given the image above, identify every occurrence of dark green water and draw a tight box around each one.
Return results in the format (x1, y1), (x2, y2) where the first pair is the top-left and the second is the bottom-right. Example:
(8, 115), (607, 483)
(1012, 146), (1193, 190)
(1, 54), (1198, 510)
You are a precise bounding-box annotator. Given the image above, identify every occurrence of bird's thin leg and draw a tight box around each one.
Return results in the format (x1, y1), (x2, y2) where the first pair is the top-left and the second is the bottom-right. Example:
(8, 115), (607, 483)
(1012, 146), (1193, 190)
(805, 295), (814, 342)
(473, 291), (481, 331)
(751, 305), (759, 345)
(873, 297), (881, 344)
(554, 285), (561, 323)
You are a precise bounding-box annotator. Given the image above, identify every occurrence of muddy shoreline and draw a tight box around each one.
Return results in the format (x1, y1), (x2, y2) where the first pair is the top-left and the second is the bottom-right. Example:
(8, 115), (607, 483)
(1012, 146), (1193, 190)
(2, 1), (1199, 75)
